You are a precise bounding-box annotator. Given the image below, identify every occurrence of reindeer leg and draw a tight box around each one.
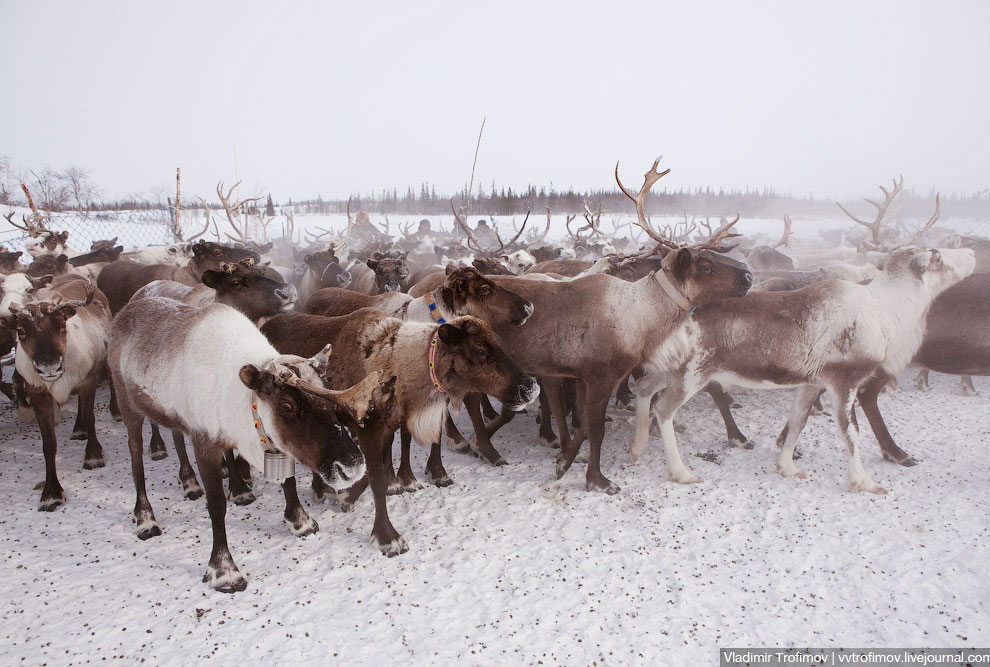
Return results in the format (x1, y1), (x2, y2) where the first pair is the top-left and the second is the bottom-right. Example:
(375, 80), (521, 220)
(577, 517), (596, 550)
(70, 394), (87, 441)
(107, 370), (122, 421)
(464, 394), (507, 466)
(857, 373), (916, 466)
(358, 430), (408, 556)
(565, 379), (581, 430)
(480, 395), (499, 422)
(31, 390), (66, 511)
(282, 476), (318, 537)
(652, 375), (702, 484)
(77, 381), (105, 469)
(583, 378), (620, 494)
(171, 429), (204, 499)
(550, 378), (584, 478)
(445, 409), (470, 453)
(775, 385), (822, 479)
(536, 381), (559, 448)
(148, 422), (168, 461)
(396, 426), (423, 493)
(829, 385), (886, 494)
(383, 430), (402, 495)
(194, 440), (247, 592)
(629, 371), (665, 463)
(225, 450), (256, 505)
(425, 442), (452, 487)
(960, 375), (977, 396)
(705, 382), (752, 449)
(914, 368), (931, 392)
(615, 373), (635, 410)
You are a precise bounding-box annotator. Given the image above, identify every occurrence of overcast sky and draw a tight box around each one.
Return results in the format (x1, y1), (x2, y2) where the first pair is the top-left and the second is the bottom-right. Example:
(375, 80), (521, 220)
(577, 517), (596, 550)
(1, 0), (987, 202)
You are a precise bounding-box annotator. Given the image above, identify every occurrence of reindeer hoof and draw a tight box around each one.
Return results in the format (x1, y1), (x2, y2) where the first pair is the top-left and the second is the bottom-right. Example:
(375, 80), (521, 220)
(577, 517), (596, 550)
(71, 429), (87, 441)
(230, 491), (257, 506)
(136, 522), (162, 540)
(386, 481), (404, 495)
(670, 469), (702, 484)
(285, 515), (319, 537)
(586, 476), (620, 495)
(183, 480), (204, 500)
(447, 439), (471, 453)
(83, 456), (105, 470)
(776, 462), (807, 479)
(428, 473), (453, 488)
(898, 457), (918, 467)
(851, 480), (887, 494)
(38, 496), (66, 512)
(540, 437), (560, 449)
(204, 568), (247, 594)
(377, 535), (409, 557)
(729, 437), (755, 450)
(150, 450), (168, 462)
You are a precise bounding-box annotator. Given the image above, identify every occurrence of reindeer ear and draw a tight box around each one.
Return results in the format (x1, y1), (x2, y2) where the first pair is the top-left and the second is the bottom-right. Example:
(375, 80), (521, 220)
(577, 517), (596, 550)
(11, 251), (22, 261)
(239, 364), (274, 394)
(192, 241), (208, 257)
(366, 258), (380, 270)
(201, 271), (222, 289)
(28, 274), (54, 289)
(436, 322), (464, 346)
(307, 344), (332, 378)
(0, 312), (16, 331)
(58, 232), (69, 244)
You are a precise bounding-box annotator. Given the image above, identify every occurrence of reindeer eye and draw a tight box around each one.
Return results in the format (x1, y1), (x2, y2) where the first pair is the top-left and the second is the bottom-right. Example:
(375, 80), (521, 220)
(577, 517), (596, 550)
(478, 285), (491, 296)
(474, 348), (486, 358)
(279, 401), (295, 414)
(16, 328), (26, 338)
(701, 263), (714, 274)
(212, 249), (222, 256)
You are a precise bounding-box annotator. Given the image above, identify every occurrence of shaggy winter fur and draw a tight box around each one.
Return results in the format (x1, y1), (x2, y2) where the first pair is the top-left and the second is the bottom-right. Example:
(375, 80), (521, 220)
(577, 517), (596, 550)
(121, 243), (193, 267)
(631, 247), (975, 494)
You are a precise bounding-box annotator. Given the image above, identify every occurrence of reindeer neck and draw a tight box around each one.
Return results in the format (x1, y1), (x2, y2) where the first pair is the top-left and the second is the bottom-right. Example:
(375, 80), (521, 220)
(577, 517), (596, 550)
(403, 286), (455, 324)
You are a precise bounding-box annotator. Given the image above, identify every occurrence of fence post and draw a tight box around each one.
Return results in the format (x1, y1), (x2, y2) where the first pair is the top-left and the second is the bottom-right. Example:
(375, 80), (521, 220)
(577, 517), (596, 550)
(174, 167), (181, 240)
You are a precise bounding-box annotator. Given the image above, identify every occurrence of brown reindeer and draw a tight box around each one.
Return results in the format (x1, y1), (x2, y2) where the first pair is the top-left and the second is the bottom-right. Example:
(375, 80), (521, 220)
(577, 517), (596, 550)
(0, 277), (111, 510)
(110, 297), (388, 592)
(261, 310), (538, 555)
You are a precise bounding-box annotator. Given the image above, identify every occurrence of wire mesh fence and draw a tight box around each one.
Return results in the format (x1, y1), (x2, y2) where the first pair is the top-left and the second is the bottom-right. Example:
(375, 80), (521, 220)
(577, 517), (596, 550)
(0, 208), (175, 253)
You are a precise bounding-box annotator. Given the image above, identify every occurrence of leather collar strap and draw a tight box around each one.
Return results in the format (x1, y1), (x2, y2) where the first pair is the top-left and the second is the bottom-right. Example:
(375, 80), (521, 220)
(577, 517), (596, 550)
(427, 331), (446, 394)
(424, 291), (447, 324)
(655, 270), (696, 314)
(251, 397), (281, 454)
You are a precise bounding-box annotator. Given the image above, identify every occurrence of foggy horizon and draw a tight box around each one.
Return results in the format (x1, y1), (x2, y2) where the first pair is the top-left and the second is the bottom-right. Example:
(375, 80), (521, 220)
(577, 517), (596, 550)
(2, 0), (988, 203)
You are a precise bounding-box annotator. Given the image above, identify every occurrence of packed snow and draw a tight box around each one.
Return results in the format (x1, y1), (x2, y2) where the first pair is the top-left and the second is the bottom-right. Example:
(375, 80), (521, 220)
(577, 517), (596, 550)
(0, 367), (987, 665)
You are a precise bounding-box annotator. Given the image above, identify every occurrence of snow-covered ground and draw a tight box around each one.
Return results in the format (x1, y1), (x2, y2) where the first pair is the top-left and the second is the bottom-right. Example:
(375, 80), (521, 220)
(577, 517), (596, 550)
(0, 369), (987, 665)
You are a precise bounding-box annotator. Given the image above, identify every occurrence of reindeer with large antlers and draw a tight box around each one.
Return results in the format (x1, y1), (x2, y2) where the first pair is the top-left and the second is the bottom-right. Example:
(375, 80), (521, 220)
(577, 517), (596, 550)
(215, 181), (264, 246)
(4, 211), (73, 259)
(837, 175), (903, 245)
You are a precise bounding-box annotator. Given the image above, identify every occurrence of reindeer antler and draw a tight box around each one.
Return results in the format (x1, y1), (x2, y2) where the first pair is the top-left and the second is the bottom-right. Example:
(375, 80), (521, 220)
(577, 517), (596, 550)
(905, 194), (941, 246)
(216, 180), (263, 245)
(615, 157), (676, 248)
(451, 199), (485, 253)
(4, 210), (47, 236)
(774, 215), (794, 249)
(693, 214), (742, 252)
(837, 175), (904, 245)
(492, 211), (530, 254)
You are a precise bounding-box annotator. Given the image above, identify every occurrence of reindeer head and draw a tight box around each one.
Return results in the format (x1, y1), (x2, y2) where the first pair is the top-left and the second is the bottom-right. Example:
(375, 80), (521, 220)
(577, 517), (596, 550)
(366, 251), (408, 293)
(1, 287), (94, 382)
(0, 250), (25, 273)
(432, 316), (538, 411)
(239, 353), (395, 491)
(304, 250), (351, 289)
(659, 247), (754, 304)
(202, 263), (298, 321)
(441, 265), (533, 326)
(885, 247), (975, 300)
(25, 231), (70, 259)
(500, 250), (536, 275)
(27, 253), (70, 277)
(191, 240), (261, 272)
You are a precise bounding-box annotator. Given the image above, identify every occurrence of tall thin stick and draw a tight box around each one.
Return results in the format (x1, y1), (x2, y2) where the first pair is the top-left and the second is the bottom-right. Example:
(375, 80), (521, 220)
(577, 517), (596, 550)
(174, 167), (181, 238)
(466, 116), (487, 209)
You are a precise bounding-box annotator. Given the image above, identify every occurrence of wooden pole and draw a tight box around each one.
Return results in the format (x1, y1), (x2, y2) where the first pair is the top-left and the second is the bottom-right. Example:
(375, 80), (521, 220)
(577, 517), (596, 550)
(20, 183), (39, 219)
(174, 167), (182, 238)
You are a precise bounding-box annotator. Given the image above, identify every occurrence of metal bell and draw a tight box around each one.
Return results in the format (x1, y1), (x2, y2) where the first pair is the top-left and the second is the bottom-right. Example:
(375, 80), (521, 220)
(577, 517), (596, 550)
(263, 451), (295, 482)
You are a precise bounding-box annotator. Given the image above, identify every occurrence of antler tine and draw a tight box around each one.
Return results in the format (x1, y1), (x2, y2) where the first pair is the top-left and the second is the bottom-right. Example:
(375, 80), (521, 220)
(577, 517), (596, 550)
(4, 210), (36, 234)
(334, 198), (354, 251)
(906, 193), (941, 246)
(837, 174), (904, 243)
(694, 213), (742, 252)
(774, 214), (794, 249)
(450, 199), (484, 253)
(305, 226), (334, 244)
(494, 210), (530, 253)
(615, 157), (675, 247)
(216, 180), (262, 244)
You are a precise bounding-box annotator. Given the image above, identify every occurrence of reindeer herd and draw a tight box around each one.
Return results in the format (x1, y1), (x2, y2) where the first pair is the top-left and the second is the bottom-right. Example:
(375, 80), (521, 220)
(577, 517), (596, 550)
(0, 157), (985, 593)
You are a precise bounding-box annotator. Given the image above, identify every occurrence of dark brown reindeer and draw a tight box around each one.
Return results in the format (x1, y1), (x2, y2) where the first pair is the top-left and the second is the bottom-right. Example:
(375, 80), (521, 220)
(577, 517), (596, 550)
(261, 310), (538, 556)
(297, 247), (353, 305)
(110, 296), (388, 592)
(98, 240), (261, 314)
(0, 278), (111, 510)
(443, 158), (753, 493)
